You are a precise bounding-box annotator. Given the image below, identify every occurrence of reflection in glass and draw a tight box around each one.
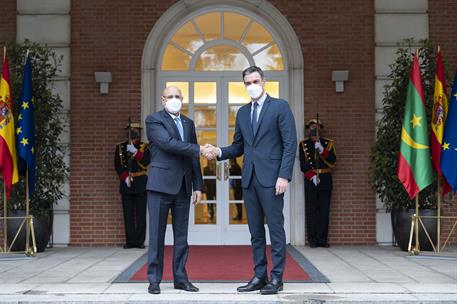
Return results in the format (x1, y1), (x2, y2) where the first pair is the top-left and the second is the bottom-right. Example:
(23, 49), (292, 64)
(166, 82), (189, 103)
(162, 44), (191, 71)
(172, 21), (204, 53)
(202, 160), (217, 177)
(228, 105), (242, 128)
(229, 203), (247, 224)
(223, 12), (250, 41)
(195, 45), (249, 71)
(194, 13), (221, 41)
(253, 44), (284, 71)
(203, 178), (216, 201)
(194, 106), (216, 128)
(242, 22), (273, 53)
(196, 130), (216, 147)
(195, 203), (216, 224)
(194, 82), (217, 104)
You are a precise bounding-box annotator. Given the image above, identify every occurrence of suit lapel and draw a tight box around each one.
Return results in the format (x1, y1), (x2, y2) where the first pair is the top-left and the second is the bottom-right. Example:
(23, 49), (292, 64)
(161, 110), (181, 141)
(180, 116), (190, 142)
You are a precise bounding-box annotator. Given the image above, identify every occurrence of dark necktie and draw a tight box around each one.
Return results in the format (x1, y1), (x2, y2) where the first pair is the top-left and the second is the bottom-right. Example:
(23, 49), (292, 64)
(174, 117), (184, 141)
(251, 101), (259, 133)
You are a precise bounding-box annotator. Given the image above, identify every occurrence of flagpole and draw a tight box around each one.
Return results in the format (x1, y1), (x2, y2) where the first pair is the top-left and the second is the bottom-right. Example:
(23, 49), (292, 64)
(3, 184), (6, 252)
(25, 169), (30, 254)
(415, 195), (420, 252)
(437, 177), (441, 252)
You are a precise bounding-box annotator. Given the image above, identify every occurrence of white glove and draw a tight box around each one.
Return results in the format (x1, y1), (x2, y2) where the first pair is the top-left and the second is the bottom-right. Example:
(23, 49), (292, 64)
(311, 175), (320, 186)
(124, 177), (131, 188)
(314, 141), (324, 154)
(126, 144), (138, 154)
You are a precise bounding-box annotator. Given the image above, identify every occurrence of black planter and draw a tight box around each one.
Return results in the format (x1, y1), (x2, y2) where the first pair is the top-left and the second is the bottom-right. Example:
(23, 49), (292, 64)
(391, 208), (438, 251)
(7, 210), (52, 253)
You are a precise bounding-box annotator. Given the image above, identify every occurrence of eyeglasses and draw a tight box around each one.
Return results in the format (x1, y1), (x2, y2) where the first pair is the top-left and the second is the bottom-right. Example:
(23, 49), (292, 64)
(164, 95), (182, 99)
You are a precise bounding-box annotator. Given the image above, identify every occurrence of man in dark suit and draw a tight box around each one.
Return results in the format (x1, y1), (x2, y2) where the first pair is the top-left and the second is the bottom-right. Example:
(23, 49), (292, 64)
(145, 86), (204, 295)
(204, 66), (297, 295)
(114, 122), (150, 249)
(299, 119), (336, 248)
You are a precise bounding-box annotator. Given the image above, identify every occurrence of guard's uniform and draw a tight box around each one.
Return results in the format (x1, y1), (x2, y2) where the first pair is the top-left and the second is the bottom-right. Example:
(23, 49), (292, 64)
(299, 137), (336, 247)
(114, 140), (150, 248)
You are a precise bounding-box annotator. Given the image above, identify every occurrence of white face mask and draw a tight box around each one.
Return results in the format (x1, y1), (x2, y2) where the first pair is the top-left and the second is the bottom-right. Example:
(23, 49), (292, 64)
(165, 98), (182, 114)
(246, 84), (263, 99)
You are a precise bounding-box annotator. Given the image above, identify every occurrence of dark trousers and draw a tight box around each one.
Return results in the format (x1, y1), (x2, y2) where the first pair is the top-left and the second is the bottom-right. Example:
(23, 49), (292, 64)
(147, 182), (190, 284)
(121, 192), (147, 247)
(305, 187), (331, 245)
(243, 171), (286, 281)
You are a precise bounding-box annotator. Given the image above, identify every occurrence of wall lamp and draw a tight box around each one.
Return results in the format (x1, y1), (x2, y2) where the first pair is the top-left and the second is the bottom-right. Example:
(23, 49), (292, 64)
(332, 70), (349, 93)
(94, 72), (112, 94)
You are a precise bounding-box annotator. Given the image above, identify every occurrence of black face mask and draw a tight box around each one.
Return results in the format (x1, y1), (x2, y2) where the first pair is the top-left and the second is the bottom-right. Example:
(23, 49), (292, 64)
(309, 128), (318, 137)
(130, 129), (140, 140)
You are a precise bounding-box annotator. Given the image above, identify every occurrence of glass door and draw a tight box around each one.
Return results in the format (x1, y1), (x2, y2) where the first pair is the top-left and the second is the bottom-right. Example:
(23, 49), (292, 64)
(160, 77), (288, 245)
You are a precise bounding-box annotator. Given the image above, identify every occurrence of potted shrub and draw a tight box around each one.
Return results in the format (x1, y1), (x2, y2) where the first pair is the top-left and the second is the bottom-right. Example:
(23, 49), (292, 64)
(372, 39), (444, 251)
(1, 40), (68, 252)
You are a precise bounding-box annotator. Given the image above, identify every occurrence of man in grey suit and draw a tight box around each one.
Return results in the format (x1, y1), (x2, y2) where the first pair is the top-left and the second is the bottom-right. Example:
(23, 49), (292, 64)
(145, 86), (204, 295)
(205, 66), (297, 294)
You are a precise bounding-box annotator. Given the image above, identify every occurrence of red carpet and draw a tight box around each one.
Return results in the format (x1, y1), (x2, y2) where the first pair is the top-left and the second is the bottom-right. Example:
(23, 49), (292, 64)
(130, 245), (310, 282)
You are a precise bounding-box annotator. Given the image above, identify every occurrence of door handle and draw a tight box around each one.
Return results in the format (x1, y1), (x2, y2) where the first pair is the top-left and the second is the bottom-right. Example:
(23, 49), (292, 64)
(224, 162), (229, 181)
(216, 162), (222, 181)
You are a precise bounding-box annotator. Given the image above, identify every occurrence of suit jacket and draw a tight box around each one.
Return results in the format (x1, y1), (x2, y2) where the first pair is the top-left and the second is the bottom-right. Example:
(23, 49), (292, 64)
(145, 109), (203, 196)
(114, 140), (150, 194)
(219, 95), (297, 188)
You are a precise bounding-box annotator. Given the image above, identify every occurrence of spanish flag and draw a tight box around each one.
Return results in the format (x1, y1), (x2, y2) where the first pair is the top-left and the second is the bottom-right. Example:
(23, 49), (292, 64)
(397, 54), (433, 199)
(0, 49), (19, 198)
(430, 47), (451, 195)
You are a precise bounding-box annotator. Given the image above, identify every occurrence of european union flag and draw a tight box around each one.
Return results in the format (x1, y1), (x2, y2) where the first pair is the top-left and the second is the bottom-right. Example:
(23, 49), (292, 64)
(441, 69), (457, 192)
(16, 55), (35, 197)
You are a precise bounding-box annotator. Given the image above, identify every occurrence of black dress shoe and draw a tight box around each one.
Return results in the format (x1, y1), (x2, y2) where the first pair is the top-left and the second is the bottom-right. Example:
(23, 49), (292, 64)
(237, 276), (268, 292)
(136, 244), (145, 249)
(123, 244), (134, 249)
(260, 279), (283, 295)
(148, 283), (160, 294)
(319, 242), (330, 248)
(309, 242), (317, 248)
(174, 281), (199, 292)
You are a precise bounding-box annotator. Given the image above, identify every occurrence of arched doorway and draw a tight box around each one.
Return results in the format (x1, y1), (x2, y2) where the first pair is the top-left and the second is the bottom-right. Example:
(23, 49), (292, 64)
(142, 0), (305, 245)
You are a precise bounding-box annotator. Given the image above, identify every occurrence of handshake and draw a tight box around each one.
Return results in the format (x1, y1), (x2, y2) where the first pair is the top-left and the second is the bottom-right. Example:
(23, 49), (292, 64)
(199, 144), (219, 160)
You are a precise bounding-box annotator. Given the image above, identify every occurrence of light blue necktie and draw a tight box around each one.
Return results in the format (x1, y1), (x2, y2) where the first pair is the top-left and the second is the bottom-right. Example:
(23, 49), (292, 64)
(174, 116), (184, 141)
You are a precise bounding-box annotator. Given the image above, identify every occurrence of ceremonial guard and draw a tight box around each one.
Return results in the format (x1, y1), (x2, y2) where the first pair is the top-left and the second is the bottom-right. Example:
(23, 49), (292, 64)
(299, 119), (336, 248)
(114, 122), (151, 249)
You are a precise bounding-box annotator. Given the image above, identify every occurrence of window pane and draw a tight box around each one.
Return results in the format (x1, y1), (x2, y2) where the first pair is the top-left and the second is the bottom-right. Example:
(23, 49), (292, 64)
(194, 82), (217, 104)
(242, 22), (273, 53)
(253, 44), (284, 71)
(194, 13), (221, 41)
(228, 105), (242, 128)
(165, 82), (189, 103)
(229, 203), (247, 224)
(265, 81), (279, 98)
(194, 105), (216, 128)
(223, 12), (250, 41)
(228, 82), (249, 104)
(171, 21), (204, 53)
(195, 45), (249, 71)
(195, 203), (216, 224)
(162, 44), (191, 71)
(197, 130), (216, 147)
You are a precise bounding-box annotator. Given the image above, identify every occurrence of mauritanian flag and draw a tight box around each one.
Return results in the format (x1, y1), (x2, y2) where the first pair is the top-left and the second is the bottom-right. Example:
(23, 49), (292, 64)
(397, 54), (433, 199)
(0, 49), (19, 198)
(430, 47), (451, 195)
